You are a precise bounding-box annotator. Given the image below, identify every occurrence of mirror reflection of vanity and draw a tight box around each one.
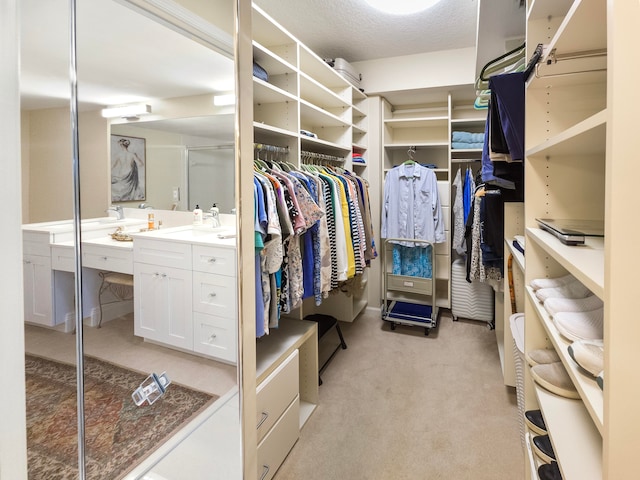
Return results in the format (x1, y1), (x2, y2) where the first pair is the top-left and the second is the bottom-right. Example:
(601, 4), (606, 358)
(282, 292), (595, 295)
(19, 0), (244, 477)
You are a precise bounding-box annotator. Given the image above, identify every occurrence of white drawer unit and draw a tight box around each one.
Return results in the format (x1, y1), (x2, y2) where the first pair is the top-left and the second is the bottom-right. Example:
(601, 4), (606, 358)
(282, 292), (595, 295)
(256, 396), (300, 480)
(50, 245), (75, 272)
(192, 271), (237, 317)
(193, 312), (237, 363)
(134, 238), (192, 269)
(83, 243), (134, 274)
(192, 244), (236, 276)
(256, 349), (299, 442)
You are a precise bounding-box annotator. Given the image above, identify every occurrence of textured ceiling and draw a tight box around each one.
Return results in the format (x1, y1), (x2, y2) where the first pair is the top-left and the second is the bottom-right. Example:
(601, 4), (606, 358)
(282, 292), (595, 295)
(253, 0), (479, 62)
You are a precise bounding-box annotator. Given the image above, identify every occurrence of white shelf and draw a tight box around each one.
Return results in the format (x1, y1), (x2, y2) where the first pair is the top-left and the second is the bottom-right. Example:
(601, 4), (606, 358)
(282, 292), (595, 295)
(300, 72), (350, 110)
(383, 142), (449, 149)
(252, 41), (297, 77)
(526, 227), (604, 299)
(384, 116), (448, 129)
(300, 99), (350, 128)
(526, 109), (606, 158)
(526, 286), (604, 431)
(527, 0), (574, 21)
(299, 44), (350, 91)
(505, 239), (525, 272)
(543, 0), (606, 62)
(534, 386), (602, 480)
(254, 122), (298, 140)
(253, 77), (297, 104)
(451, 148), (483, 154)
(300, 135), (350, 154)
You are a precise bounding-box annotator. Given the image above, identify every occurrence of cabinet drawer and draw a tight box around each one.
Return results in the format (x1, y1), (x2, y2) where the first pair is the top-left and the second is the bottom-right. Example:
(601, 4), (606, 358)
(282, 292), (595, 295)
(193, 271), (237, 316)
(387, 274), (432, 295)
(256, 396), (300, 480)
(193, 312), (237, 363)
(134, 238), (191, 269)
(256, 349), (299, 443)
(82, 244), (133, 274)
(51, 245), (74, 272)
(192, 244), (236, 276)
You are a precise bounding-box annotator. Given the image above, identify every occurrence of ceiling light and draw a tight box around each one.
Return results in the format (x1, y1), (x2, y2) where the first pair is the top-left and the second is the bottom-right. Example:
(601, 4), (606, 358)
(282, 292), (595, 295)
(213, 94), (235, 107)
(101, 103), (151, 119)
(363, 0), (442, 15)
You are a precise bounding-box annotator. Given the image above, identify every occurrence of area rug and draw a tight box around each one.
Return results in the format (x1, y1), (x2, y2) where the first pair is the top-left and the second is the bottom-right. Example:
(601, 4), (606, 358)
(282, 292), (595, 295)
(25, 354), (218, 480)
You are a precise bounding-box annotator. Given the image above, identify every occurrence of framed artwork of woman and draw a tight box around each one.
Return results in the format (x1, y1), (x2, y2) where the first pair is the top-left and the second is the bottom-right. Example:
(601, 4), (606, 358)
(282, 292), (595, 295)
(110, 134), (146, 202)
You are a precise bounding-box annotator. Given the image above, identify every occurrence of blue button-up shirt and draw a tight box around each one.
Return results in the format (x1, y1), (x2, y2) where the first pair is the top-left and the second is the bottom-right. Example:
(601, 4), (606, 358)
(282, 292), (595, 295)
(381, 163), (445, 247)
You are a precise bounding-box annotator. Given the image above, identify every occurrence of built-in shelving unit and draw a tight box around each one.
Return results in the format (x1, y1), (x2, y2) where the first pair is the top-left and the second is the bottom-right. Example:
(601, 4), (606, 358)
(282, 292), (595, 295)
(251, 4), (371, 476)
(522, 0), (640, 477)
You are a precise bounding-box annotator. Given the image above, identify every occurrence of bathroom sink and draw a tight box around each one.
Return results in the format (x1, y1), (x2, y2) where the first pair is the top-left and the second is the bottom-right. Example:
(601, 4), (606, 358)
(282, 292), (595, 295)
(143, 225), (236, 243)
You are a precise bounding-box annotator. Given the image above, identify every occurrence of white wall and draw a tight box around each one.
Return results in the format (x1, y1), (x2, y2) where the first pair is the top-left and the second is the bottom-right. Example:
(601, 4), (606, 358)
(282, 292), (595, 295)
(353, 47), (476, 96)
(1, 0), (28, 477)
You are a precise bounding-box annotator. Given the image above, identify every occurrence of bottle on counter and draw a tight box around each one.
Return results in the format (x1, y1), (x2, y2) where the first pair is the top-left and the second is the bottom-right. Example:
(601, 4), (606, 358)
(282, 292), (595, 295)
(147, 213), (155, 230)
(193, 204), (203, 225)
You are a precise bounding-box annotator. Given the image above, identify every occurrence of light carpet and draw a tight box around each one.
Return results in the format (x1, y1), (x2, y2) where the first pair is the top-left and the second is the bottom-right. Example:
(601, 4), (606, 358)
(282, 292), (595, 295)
(274, 309), (524, 480)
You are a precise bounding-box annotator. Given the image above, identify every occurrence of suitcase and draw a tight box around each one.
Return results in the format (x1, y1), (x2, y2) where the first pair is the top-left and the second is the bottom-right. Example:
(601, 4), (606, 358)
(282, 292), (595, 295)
(333, 57), (362, 88)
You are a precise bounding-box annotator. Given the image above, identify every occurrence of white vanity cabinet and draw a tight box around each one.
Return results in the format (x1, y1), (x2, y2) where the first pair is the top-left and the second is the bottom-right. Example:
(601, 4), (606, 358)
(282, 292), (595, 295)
(192, 244), (238, 363)
(23, 229), (73, 327)
(133, 238), (193, 350)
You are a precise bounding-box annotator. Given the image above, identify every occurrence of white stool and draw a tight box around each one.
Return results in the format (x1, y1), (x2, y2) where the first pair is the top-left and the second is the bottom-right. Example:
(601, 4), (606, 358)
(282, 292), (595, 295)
(98, 271), (134, 328)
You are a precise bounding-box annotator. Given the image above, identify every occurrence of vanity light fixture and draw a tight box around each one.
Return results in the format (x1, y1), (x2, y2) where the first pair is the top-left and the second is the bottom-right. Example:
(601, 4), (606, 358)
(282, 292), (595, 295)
(363, 0), (442, 15)
(101, 103), (152, 119)
(213, 94), (235, 106)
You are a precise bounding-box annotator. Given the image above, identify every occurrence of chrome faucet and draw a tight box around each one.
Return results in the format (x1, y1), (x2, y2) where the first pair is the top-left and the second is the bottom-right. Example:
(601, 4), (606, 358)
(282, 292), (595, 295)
(106, 205), (124, 220)
(138, 203), (154, 209)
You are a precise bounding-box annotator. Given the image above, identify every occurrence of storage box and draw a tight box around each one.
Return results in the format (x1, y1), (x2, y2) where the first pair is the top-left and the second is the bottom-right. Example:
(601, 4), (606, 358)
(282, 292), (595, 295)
(333, 57), (361, 88)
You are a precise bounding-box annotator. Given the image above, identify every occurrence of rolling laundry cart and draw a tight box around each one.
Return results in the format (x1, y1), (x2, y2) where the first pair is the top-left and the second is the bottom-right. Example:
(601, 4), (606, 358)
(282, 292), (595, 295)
(381, 238), (438, 335)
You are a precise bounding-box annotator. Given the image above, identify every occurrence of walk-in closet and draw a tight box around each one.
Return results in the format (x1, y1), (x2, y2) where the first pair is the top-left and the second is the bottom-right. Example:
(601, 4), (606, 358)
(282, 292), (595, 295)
(2, 0), (639, 479)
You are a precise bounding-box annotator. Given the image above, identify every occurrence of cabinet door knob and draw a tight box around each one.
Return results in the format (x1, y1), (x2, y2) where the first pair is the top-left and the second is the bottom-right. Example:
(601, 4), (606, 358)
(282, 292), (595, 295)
(102, 256), (108, 261)
(209, 333), (217, 341)
(24, 260), (31, 264)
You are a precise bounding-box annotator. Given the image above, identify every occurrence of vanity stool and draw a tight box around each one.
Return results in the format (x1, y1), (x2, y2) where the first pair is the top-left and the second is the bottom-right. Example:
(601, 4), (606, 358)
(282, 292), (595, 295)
(98, 271), (134, 327)
(304, 314), (347, 385)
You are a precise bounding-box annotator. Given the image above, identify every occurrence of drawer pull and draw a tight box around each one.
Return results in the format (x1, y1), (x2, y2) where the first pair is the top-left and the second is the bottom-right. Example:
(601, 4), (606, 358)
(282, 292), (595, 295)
(260, 465), (270, 480)
(209, 292), (217, 298)
(24, 260), (31, 264)
(256, 411), (269, 429)
(209, 333), (217, 342)
(102, 256), (108, 261)
(208, 257), (217, 263)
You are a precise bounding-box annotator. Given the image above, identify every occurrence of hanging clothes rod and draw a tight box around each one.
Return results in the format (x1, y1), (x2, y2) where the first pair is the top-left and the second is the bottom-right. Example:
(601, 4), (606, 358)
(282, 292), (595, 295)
(534, 48), (607, 79)
(254, 142), (289, 154)
(300, 150), (344, 164)
(546, 48), (607, 65)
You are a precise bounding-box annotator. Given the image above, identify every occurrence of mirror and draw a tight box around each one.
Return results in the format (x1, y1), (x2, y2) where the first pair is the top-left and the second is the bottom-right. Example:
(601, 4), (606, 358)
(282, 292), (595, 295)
(20, 0), (242, 477)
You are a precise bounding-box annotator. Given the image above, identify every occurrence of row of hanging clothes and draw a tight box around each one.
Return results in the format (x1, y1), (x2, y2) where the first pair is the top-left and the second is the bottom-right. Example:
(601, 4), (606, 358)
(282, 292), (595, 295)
(253, 143), (377, 338)
(456, 44), (542, 290)
(452, 166), (504, 291)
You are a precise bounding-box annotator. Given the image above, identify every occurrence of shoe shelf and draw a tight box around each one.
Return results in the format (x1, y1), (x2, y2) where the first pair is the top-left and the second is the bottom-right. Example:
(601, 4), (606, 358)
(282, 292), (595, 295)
(526, 286), (604, 431)
(534, 386), (602, 480)
(505, 239), (525, 273)
(526, 228), (604, 300)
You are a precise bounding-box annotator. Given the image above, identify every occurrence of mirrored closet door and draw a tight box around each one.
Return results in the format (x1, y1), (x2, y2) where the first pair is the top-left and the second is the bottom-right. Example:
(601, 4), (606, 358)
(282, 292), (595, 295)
(20, 0), (243, 478)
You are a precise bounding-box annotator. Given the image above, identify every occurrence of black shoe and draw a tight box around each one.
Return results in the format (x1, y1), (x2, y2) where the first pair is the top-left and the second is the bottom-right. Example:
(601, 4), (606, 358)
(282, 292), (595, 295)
(525, 409), (547, 435)
(538, 461), (562, 480)
(532, 434), (556, 463)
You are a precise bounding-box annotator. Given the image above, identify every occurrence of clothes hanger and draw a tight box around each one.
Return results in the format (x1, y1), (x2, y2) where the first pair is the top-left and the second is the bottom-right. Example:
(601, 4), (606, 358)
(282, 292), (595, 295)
(403, 146), (417, 165)
(478, 42), (526, 82)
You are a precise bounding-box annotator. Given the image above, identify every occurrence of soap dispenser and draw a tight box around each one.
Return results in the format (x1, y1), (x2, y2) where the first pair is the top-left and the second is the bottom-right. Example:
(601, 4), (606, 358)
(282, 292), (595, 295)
(193, 204), (203, 225)
(209, 203), (220, 227)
